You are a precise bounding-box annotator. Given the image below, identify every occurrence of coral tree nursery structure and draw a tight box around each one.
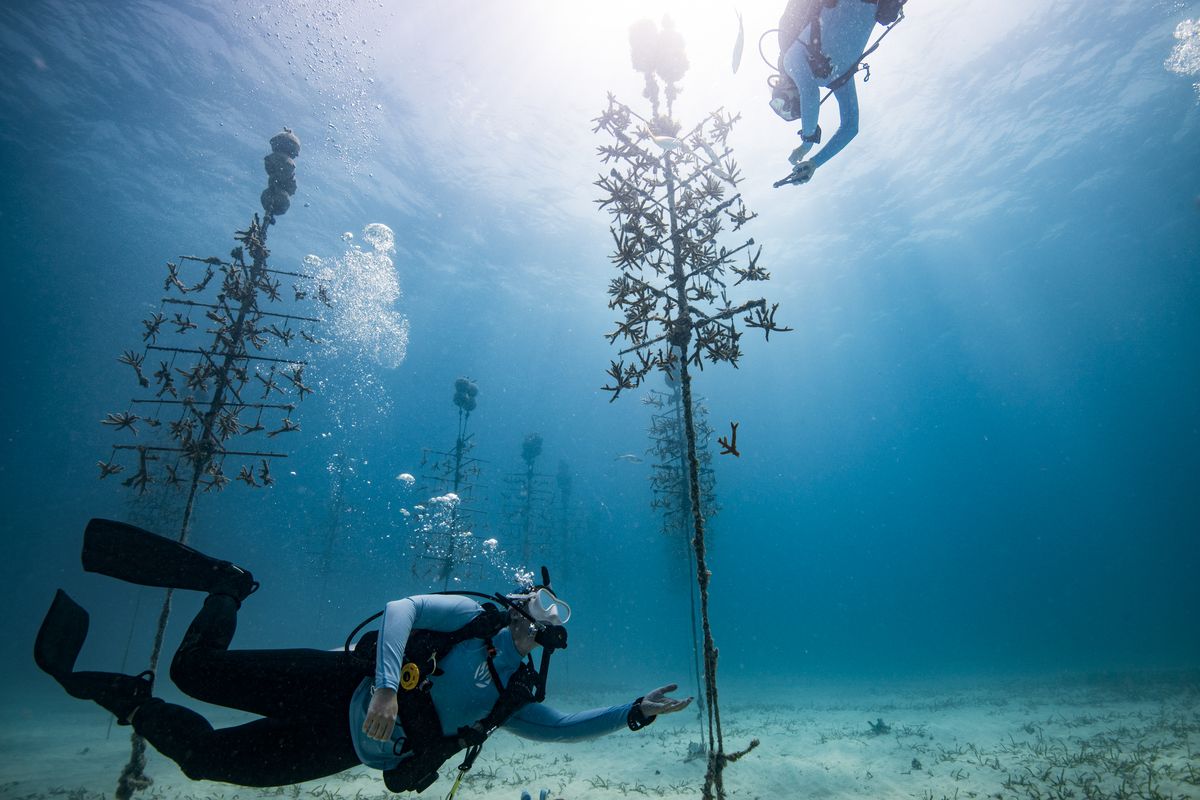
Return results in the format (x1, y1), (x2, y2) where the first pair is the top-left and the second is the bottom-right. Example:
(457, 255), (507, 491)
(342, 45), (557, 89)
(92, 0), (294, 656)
(501, 433), (559, 568)
(410, 377), (490, 587)
(645, 374), (717, 729)
(594, 19), (789, 799)
(97, 129), (323, 800)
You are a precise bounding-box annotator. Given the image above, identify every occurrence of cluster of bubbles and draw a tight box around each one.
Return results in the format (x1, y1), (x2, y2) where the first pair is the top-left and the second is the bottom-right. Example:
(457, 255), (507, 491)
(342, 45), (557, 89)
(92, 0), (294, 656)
(305, 223), (409, 373)
(241, 1), (387, 171)
(1166, 19), (1200, 99)
(401, 491), (532, 587)
(453, 377), (479, 413)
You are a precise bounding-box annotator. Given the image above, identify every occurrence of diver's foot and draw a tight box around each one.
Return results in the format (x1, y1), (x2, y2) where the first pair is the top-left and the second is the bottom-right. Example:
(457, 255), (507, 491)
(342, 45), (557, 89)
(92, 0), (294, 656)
(209, 562), (260, 605)
(61, 670), (155, 725)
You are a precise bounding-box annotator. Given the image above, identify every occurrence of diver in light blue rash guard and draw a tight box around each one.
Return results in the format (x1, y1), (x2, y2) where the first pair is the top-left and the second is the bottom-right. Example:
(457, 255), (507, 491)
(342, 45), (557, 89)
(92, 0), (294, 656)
(771, 0), (906, 186)
(353, 587), (691, 792)
(34, 520), (692, 793)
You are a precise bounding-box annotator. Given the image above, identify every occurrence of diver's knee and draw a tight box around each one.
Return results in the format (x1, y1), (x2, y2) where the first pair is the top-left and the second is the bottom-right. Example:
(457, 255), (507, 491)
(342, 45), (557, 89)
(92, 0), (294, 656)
(169, 648), (204, 694)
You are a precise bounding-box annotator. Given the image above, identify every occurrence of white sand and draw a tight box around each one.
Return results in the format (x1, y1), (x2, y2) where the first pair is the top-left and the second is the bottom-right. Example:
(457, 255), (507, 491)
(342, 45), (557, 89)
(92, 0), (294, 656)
(2, 674), (1197, 800)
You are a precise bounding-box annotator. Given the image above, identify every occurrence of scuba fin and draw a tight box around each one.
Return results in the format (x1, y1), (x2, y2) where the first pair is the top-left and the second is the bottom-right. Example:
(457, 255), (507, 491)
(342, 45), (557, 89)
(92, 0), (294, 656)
(33, 590), (155, 725)
(81, 518), (259, 602)
(34, 589), (89, 680)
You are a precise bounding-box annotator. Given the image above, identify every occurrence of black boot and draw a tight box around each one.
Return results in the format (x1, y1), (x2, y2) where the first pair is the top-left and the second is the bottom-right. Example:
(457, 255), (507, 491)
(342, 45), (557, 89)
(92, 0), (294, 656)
(60, 670), (155, 725)
(82, 518), (259, 603)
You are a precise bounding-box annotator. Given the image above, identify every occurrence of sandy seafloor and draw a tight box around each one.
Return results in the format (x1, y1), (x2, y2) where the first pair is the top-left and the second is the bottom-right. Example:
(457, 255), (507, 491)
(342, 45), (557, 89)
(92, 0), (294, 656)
(3, 673), (1197, 800)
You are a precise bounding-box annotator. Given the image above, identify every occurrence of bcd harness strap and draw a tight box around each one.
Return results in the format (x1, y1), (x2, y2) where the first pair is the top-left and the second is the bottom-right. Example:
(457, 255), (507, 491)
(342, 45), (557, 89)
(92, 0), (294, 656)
(349, 603), (545, 795)
(776, 0), (907, 107)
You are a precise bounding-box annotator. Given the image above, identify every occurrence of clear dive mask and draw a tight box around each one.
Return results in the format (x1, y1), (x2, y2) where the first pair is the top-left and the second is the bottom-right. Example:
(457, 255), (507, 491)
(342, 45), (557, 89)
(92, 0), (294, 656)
(769, 74), (802, 122)
(527, 587), (571, 626)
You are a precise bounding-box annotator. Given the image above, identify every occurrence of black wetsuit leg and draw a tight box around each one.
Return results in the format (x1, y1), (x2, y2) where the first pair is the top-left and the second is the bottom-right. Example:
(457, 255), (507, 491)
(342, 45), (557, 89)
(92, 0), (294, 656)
(130, 594), (366, 786)
(133, 706), (360, 786)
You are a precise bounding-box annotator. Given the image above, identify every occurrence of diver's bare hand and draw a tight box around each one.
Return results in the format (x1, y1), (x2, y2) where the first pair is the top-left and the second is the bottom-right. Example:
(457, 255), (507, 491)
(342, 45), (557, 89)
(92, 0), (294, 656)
(789, 143), (813, 165)
(640, 683), (693, 718)
(364, 686), (398, 741)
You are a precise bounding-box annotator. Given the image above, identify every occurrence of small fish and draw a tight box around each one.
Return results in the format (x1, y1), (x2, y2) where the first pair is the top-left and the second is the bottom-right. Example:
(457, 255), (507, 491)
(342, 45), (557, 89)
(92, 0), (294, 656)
(614, 453), (643, 463)
(732, 10), (744, 73)
(650, 134), (684, 152)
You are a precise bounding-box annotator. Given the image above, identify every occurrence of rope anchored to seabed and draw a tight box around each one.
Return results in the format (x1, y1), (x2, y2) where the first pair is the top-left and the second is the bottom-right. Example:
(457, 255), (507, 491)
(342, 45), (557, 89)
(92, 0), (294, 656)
(108, 129), (302, 800)
(681, 367), (760, 799)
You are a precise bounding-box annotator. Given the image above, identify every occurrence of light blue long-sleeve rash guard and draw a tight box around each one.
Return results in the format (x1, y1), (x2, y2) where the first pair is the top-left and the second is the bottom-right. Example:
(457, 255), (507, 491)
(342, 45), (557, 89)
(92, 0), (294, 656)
(782, 1), (878, 169)
(349, 594), (635, 770)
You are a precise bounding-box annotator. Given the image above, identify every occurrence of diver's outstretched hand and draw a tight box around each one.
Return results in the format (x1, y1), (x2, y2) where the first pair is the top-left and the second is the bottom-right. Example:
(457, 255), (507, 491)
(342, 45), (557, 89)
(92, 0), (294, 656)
(640, 683), (693, 717)
(773, 161), (816, 188)
(788, 143), (813, 165)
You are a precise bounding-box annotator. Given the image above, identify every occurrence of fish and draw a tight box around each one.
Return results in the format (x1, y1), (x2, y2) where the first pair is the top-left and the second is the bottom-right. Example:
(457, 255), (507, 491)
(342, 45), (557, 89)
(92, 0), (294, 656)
(732, 10), (744, 73)
(650, 134), (684, 152)
(614, 453), (644, 463)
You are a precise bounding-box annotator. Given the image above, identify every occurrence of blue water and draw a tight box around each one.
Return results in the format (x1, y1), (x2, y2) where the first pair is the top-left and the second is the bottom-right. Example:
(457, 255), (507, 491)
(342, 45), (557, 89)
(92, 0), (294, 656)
(1, 0), (1199, 780)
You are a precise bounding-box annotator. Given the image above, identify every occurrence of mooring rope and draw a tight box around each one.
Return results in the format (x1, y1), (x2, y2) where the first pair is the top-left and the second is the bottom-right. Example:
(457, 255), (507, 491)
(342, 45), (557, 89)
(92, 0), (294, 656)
(113, 215), (275, 799)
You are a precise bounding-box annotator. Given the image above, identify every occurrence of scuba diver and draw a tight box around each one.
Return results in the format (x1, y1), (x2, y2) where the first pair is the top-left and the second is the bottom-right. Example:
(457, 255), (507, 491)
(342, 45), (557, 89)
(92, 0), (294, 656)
(770, 0), (906, 187)
(34, 519), (692, 791)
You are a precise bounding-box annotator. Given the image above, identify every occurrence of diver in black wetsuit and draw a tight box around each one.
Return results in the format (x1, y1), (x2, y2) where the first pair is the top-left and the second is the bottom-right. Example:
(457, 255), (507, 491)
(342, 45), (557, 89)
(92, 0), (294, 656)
(35, 519), (692, 789)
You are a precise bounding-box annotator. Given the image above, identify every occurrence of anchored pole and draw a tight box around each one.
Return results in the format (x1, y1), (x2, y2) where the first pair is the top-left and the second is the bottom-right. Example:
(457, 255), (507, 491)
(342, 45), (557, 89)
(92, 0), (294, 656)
(110, 129), (306, 800)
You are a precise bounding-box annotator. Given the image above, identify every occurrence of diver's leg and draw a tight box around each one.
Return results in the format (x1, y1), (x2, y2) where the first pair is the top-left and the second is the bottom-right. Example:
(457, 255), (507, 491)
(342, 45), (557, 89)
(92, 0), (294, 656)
(34, 590), (154, 723)
(170, 594), (363, 720)
(809, 80), (859, 169)
(133, 703), (360, 787)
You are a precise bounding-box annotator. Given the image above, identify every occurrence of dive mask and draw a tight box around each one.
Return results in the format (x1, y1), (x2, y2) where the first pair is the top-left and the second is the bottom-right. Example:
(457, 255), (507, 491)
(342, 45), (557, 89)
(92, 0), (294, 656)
(769, 75), (802, 122)
(527, 587), (571, 626)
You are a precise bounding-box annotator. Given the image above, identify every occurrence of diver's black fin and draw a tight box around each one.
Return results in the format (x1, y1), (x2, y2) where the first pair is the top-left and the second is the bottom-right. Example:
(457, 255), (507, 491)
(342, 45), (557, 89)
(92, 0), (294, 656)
(81, 518), (259, 601)
(34, 589), (90, 680)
